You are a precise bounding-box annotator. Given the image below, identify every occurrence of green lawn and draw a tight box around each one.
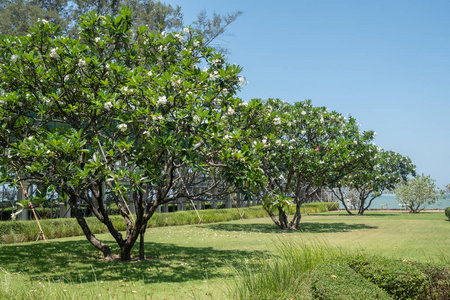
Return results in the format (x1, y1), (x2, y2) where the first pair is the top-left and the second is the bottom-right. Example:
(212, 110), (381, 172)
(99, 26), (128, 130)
(0, 211), (448, 299)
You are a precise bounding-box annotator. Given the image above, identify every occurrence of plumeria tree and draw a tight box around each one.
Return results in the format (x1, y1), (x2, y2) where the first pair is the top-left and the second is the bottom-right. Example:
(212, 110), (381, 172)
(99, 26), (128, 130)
(395, 174), (441, 213)
(0, 7), (263, 261)
(246, 99), (375, 230)
(330, 149), (416, 215)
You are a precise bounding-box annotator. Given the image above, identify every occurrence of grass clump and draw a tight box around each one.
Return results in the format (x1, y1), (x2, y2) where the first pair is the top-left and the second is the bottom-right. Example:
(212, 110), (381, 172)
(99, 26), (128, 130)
(310, 262), (393, 300)
(230, 240), (344, 300)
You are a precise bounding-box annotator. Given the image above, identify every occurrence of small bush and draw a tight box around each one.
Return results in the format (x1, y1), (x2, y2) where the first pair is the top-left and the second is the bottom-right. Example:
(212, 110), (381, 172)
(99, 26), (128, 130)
(311, 262), (392, 300)
(348, 255), (430, 299)
(445, 207), (450, 220)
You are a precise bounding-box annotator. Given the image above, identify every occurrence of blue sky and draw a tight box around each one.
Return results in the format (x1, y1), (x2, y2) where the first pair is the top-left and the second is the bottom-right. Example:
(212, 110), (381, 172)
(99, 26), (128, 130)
(167, 0), (450, 188)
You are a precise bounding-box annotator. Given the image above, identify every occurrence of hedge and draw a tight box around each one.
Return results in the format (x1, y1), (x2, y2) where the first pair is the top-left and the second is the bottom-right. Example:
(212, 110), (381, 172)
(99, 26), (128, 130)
(347, 255), (430, 299)
(311, 262), (393, 300)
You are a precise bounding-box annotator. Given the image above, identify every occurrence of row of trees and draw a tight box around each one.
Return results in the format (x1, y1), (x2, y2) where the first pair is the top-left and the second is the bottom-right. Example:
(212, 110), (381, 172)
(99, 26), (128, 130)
(0, 7), (418, 260)
(0, 0), (241, 52)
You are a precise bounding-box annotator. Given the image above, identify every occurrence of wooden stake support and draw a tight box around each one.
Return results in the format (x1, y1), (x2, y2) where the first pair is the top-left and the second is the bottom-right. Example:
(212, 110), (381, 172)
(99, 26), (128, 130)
(230, 194), (244, 221)
(28, 202), (47, 242)
(190, 200), (203, 224)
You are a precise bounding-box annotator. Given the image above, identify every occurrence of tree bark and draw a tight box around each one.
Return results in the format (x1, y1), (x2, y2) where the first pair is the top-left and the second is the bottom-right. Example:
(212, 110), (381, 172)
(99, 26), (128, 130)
(277, 206), (289, 230)
(69, 195), (113, 260)
(292, 202), (302, 229)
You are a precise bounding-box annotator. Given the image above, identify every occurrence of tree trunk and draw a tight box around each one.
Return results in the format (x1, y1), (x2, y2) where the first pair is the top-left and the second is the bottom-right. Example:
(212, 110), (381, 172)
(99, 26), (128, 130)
(277, 206), (289, 230)
(120, 244), (132, 261)
(69, 195), (113, 260)
(264, 206), (285, 229)
(293, 203), (302, 229)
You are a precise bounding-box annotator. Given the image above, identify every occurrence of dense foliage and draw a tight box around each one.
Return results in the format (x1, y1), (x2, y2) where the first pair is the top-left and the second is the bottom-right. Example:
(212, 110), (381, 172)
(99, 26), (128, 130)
(0, 7), (262, 260)
(244, 99), (376, 229)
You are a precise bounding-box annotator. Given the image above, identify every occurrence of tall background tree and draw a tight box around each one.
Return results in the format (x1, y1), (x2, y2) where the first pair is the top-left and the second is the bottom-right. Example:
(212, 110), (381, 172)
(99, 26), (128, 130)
(0, 0), (242, 47)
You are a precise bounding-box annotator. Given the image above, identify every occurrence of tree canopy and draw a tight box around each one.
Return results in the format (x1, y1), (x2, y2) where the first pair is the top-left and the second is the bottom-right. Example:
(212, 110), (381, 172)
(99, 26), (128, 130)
(0, 7), (262, 260)
(395, 174), (441, 213)
(330, 149), (416, 215)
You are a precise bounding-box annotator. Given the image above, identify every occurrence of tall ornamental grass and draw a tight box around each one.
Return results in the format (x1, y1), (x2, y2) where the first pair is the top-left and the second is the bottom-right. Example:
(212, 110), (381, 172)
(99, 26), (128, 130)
(230, 239), (345, 300)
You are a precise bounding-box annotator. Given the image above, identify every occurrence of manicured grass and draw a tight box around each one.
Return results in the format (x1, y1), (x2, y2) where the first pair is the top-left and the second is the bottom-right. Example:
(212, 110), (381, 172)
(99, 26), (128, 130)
(0, 211), (448, 299)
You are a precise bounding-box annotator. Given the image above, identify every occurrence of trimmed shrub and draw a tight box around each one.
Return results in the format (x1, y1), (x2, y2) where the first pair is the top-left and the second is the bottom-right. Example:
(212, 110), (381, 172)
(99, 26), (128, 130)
(413, 262), (450, 300)
(445, 207), (450, 220)
(348, 255), (430, 299)
(311, 262), (393, 300)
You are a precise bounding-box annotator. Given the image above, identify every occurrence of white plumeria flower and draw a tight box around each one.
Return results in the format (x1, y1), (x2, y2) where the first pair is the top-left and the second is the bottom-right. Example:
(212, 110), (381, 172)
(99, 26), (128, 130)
(118, 124), (127, 132)
(209, 71), (220, 80)
(193, 115), (200, 123)
(104, 102), (113, 109)
(147, 70), (153, 76)
(64, 75), (70, 81)
(174, 33), (183, 42)
(11, 55), (18, 62)
(78, 58), (87, 67)
(28, 136), (34, 141)
(211, 58), (221, 66)
(301, 111), (307, 115)
(275, 139), (282, 145)
(183, 27), (190, 34)
(224, 134), (232, 139)
(49, 48), (59, 59)
(238, 76), (245, 86)
(157, 95), (167, 106)
(301, 130), (306, 135)
(227, 107), (235, 115)
(193, 40), (200, 47)
(38, 18), (48, 24)
(94, 37), (101, 43)
(143, 131), (150, 137)
(273, 117), (281, 125)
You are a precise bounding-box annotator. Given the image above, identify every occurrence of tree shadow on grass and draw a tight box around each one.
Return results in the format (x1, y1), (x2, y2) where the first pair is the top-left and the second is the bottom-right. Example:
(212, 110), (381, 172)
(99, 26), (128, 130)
(0, 239), (264, 284)
(204, 222), (377, 234)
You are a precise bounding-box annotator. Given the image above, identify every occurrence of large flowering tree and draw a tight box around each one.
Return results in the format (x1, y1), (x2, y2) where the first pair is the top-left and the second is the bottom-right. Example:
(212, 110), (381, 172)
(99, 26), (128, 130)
(247, 99), (375, 230)
(329, 149), (416, 215)
(0, 7), (263, 260)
